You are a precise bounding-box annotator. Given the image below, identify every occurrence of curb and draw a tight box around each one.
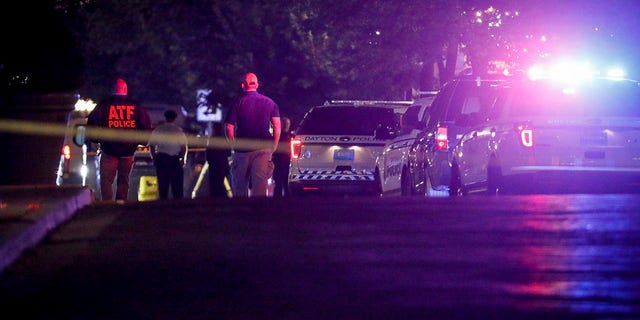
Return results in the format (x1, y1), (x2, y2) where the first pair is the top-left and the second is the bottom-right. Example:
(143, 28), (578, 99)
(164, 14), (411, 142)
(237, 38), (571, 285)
(0, 186), (94, 273)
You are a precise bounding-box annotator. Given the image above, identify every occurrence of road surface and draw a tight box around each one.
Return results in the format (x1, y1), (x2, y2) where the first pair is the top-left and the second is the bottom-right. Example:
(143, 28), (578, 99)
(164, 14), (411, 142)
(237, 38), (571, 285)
(1, 194), (639, 319)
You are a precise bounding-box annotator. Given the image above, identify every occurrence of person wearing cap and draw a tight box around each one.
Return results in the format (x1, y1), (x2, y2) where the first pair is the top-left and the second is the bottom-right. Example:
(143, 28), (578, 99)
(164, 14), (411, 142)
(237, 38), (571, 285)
(149, 109), (188, 200)
(224, 72), (281, 197)
(87, 78), (152, 201)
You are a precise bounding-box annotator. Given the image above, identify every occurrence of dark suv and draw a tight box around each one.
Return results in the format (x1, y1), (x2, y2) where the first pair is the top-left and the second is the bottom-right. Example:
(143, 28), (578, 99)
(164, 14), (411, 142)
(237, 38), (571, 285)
(406, 74), (512, 196)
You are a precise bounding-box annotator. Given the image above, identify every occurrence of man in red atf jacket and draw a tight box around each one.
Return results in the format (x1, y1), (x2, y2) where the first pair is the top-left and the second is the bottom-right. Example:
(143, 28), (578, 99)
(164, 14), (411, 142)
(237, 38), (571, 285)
(88, 78), (152, 201)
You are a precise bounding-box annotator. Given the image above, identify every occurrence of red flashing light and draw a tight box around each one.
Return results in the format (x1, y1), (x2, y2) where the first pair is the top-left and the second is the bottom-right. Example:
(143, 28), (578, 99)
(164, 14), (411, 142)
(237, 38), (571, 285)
(290, 138), (302, 159)
(436, 127), (448, 150)
(62, 144), (71, 160)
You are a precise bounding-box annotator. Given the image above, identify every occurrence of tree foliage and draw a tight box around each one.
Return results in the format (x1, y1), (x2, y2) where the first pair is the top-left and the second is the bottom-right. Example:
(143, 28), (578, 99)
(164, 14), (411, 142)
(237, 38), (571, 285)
(0, 0), (83, 95)
(65, 0), (514, 123)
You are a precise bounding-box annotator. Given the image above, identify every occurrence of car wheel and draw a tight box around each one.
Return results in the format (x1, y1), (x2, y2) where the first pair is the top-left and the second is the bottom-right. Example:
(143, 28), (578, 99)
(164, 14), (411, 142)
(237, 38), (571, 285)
(449, 161), (462, 197)
(400, 167), (413, 196)
(413, 166), (425, 195)
(374, 168), (383, 197)
(486, 157), (502, 195)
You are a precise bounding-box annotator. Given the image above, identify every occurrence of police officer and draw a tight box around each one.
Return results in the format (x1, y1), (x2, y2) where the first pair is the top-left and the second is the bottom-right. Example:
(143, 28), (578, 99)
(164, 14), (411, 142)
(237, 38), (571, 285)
(225, 72), (281, 197)
(149, 109), (188, 200)
(88, 78), (152, 201)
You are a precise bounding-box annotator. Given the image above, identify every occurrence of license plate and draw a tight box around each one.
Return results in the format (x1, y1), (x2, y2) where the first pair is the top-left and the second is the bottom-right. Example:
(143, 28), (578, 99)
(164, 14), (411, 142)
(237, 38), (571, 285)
(334, 149), (355, 160)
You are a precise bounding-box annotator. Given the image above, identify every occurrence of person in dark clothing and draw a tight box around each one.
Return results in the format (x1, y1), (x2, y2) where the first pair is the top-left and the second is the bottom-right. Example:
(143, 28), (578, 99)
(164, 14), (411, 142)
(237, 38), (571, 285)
(87, 78), (152, 201)
(272, 116), (291, 197)
(206, 122), (231, 197)
(149, 109), (188, 200)
(225, 72), (281, 197)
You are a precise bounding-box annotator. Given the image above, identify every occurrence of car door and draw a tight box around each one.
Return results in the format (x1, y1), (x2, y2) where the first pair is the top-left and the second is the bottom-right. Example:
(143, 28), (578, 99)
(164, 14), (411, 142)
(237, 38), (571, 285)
(378, 105), (423, 194)
(454, 96), (496, 189)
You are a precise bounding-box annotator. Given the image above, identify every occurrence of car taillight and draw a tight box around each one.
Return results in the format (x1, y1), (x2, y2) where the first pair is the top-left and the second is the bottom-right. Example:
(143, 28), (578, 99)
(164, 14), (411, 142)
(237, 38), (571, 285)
(290, 138), (302, 159)
(62, 144), (72, 160)
(435, 127), (448, 150)
(517, 125), (534, 148)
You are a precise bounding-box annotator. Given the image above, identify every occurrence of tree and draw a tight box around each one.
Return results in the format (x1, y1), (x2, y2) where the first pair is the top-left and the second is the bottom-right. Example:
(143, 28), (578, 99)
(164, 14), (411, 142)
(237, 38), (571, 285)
(0, 0), (83, 95)
(66, 0), (520, 124)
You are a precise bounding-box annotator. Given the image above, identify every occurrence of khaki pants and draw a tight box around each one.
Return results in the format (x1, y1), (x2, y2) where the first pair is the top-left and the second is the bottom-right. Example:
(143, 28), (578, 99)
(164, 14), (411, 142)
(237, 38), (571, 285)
(230, 149), (274, 197)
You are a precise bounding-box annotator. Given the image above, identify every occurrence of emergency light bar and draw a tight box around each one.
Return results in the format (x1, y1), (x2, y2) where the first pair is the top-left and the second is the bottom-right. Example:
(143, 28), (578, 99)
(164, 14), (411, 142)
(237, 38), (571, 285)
(326, 100), (414, 106)
(527, 62), (627, 82)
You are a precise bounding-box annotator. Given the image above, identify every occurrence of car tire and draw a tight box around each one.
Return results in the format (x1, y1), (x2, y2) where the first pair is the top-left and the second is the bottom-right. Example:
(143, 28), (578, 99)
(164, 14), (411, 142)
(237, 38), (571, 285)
(374, 168), (383, 197)
(449, 161), (463, 197)
(486, 156), (502, 195)
(413, 165), (425, 195)
(400, 167), (413, 196)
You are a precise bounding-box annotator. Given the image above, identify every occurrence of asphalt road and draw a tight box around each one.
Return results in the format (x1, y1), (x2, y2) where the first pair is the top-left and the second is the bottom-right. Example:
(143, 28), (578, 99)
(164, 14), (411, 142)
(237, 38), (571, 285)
(1, 194), (639, 319)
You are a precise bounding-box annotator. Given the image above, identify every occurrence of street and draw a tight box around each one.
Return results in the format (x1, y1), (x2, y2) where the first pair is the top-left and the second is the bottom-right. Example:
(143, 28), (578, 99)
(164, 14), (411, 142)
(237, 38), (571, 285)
(1, 194), (639, 319)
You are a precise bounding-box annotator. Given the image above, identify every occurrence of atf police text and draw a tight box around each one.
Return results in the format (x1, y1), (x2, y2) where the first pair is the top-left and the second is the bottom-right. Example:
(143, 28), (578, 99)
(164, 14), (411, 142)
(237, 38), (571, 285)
(108, 105), (137, 128)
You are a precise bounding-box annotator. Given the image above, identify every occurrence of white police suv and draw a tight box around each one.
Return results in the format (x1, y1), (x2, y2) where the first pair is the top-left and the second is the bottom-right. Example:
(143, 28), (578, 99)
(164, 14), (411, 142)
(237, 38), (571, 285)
(375, 93), (436, 196)
(288, 100), (413, 196)
(451, 65), (640, 195)
(56, 98), (99, 193)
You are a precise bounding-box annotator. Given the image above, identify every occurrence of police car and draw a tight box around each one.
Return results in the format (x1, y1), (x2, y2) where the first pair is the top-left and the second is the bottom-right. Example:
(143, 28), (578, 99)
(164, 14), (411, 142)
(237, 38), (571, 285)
(451, 66), (640, 195)
(288, 100), (413, 196)
(56, 98), (99, 194)
(375, 92), (436, 196)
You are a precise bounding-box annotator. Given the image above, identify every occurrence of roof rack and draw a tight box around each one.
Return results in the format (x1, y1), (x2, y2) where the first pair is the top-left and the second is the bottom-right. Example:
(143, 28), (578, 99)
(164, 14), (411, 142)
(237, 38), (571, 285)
(324, 100), (414, 106)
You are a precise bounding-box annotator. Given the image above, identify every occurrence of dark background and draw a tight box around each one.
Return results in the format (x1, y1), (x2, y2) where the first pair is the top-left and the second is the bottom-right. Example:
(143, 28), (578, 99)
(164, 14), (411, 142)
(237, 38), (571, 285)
(3, 0), (639, 125)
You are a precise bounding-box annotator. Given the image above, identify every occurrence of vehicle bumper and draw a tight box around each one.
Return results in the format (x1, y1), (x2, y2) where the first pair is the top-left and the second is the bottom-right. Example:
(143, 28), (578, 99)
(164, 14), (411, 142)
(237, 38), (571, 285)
(288, 169), (379, 196)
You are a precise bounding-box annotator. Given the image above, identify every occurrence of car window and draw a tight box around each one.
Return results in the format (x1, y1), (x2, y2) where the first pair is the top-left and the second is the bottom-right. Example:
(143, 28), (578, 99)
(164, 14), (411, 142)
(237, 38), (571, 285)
(505, 80), (640, 118)
(444, 81), (500, 123)
(426, 81), (456, 128)
(296, 106), (398, 135)
(402, 105), (421, 129)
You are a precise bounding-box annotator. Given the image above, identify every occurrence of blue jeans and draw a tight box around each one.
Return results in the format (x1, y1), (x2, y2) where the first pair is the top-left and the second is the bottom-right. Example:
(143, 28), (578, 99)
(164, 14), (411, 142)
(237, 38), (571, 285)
(230, 149), (274, 197)
(99, 153), (134, 201)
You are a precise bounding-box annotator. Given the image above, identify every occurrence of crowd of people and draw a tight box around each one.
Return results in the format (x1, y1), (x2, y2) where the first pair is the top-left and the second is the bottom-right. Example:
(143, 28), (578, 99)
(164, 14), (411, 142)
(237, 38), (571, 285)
(89, 72), (291, 202)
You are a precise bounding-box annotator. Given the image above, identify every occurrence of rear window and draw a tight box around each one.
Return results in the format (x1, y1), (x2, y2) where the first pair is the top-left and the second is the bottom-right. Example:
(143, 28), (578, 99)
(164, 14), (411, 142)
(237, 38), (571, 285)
(296, 106), (398, 135)
(503, 79), (640, 117)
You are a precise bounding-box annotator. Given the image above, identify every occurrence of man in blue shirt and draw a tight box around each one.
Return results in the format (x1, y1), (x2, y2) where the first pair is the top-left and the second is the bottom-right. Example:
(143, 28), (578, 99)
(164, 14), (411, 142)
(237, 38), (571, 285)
(224, 72), (281, 197)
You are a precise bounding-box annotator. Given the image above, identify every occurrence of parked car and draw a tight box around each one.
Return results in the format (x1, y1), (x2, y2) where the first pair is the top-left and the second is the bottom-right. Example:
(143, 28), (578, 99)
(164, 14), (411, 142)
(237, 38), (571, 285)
(375, 92), (437, 196)
(407, 74), (512, 196)
(450, 74), (640, 195)
(56, 99), (99, 194)
(288, 100), (413, 196)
